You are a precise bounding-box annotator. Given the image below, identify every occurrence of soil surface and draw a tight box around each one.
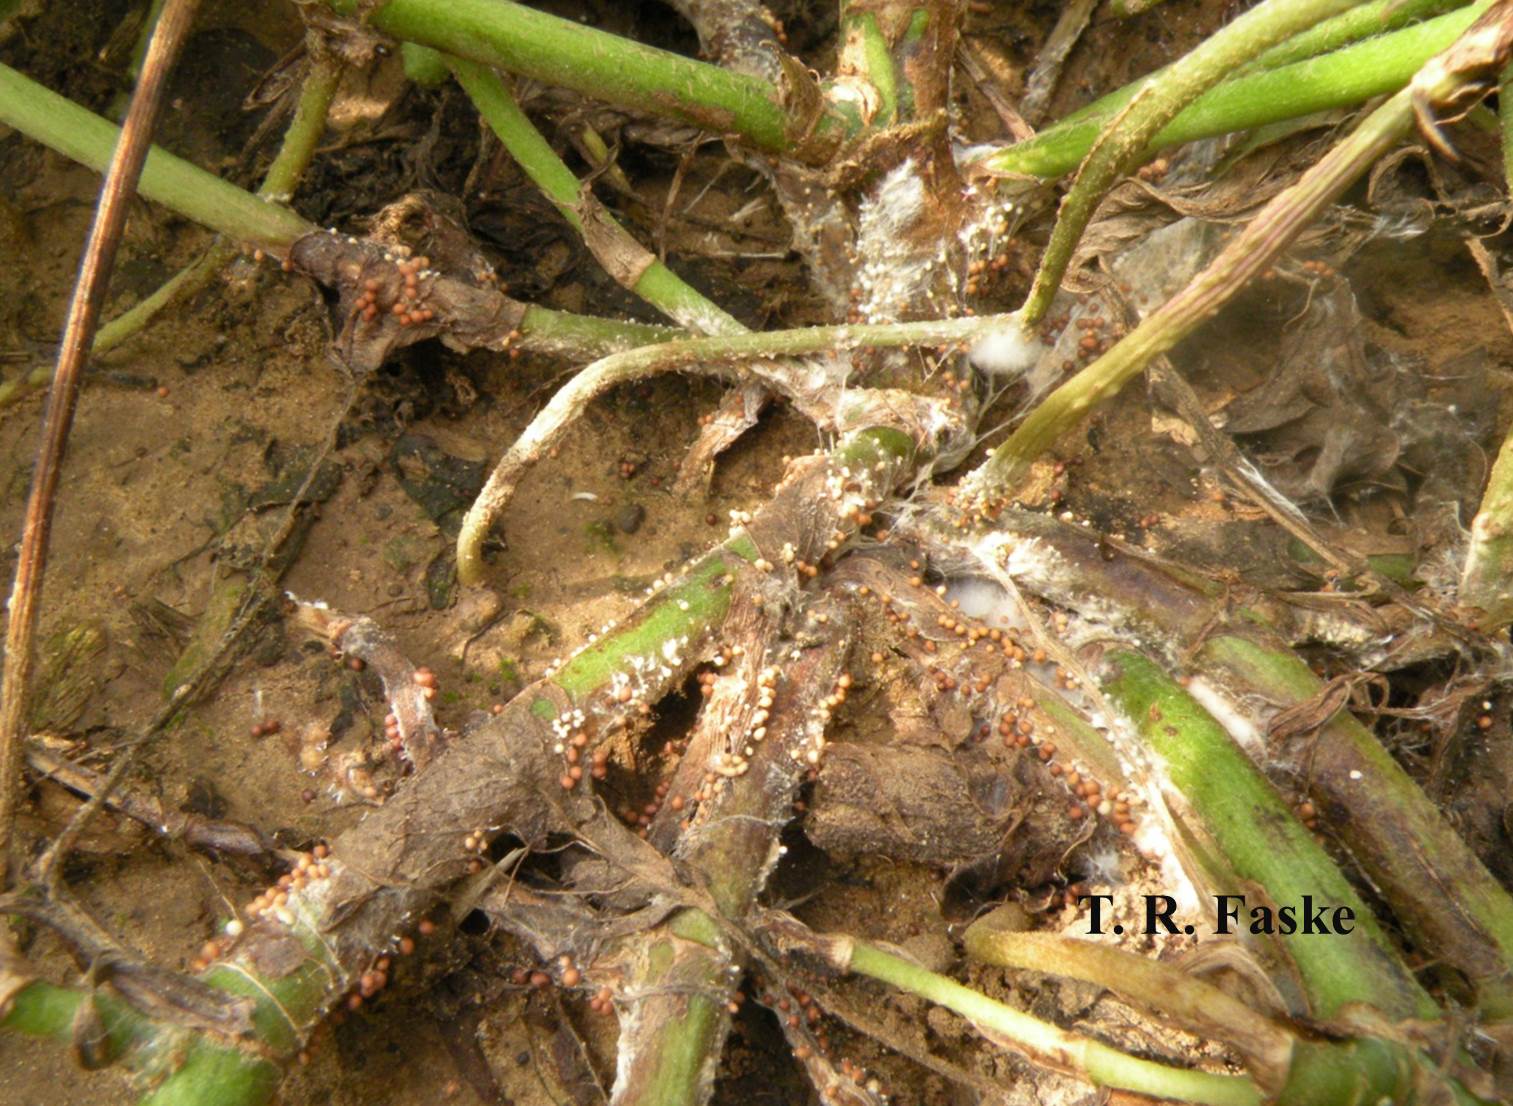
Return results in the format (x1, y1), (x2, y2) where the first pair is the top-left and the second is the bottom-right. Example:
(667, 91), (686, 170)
(3, 2), (1513, 1105)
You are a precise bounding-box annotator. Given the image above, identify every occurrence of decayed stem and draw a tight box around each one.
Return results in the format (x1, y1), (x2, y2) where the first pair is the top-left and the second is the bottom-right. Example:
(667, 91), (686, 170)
(952, 510), (1513, 1018)
(612, 601), (850, 1106)
(1018, 0), (1360, 328)
(0, 0), (200, 889)
(3, 428), (918, 1105)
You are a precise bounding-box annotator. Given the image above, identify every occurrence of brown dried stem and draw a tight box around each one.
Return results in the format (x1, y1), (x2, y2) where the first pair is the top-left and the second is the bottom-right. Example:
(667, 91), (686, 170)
(0, 0), (201, 888)
(24, 743), (271, 858)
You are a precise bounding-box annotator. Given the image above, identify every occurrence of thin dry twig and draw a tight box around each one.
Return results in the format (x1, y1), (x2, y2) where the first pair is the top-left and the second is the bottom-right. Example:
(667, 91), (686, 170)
(0, 0), (202, 885)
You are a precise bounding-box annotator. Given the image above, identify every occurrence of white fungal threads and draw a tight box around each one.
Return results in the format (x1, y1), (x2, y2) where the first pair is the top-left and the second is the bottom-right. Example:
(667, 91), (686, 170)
(967, 312), (1043, 377)
(851, 161), (934, 324)
(1184, 678), (1264, 754)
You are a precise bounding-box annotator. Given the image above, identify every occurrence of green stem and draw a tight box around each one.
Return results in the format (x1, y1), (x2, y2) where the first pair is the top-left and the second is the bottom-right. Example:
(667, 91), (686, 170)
(1246, 0), (1468, 71)
(91, 243), (234, 356)
(985, 0), (1486, 180)
(957, 513), (1513, 1018)
(1101, 650), (1436, 1021)
(617, 915), (729, 1106)
(93, 55), (342, 356)
(516, 306), (681, 358)
(462, 309), (1020, 388)
(972, 82), (1418, 498)
(1199, 634), (1513, 1019)
(256, 56), (341, 202)
(1019, 0), (1361, 326)
(845, 940), (1262, 1106)
(446, 55), (744, 336)
(330, 0), (852, 160)
(0, 62), (309, 251)
(2, 980), (281, 1106)
(959, 921), (1445, 1104)
(1050, 0), (1466, 134)
(0, 62), (682, 360)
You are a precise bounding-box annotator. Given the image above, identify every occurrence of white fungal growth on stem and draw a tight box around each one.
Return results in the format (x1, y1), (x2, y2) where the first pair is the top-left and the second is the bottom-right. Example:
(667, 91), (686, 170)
(852, 160), (933, 324)
(967, 313), (1043, 377)
(1184, 677), (1265, 755)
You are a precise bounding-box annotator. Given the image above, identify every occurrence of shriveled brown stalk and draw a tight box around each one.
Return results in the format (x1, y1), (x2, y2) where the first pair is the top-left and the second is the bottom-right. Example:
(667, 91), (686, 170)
(24, 743), (271, 858)
(608, 596), (852, 1106)
(0, 0), (201, 887)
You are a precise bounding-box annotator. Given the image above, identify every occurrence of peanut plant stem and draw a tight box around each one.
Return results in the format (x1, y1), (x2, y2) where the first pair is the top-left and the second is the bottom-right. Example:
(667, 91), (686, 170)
(971, 82), (1419, 499)
(330, 0), (854, 160)
(984, 0), (1487, 180)
(963, 926), (1294, 1079)
(0, 61), (307, 252)
(958, 512), (1513, 1018)
(0, 981), (280, 1106)
(1019, 0), (1361, 327)
(0, 62), (681, 359)
(93, 54), (341, 356)
(844, 939), (1263, 1106)
(447, 56), (745, 336)
(2, 428), (918, 1105)
(1100, 650), (1437, 1021)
